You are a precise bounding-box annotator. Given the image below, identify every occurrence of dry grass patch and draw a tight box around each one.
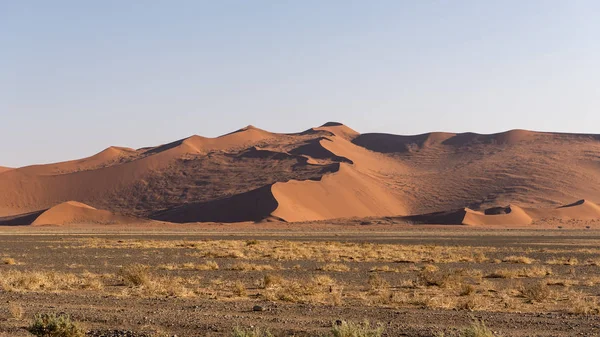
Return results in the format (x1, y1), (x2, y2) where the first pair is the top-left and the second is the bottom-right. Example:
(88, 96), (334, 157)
(546, 257), (579, 265)
(2, 257), (17, 265)
(567, 292), (600, 315)
(460, 319), (495, 337)
(75, 238), (497, 264)
(370, 265), (402, 273)
(368, 273), (390, 292)
(502, 256), (534, 264)
(119, 264), (196, 297)
(0, 270), (104, 292)
(260, 274), (342, 305)
(228, 262), (278, 271)
(519, 281), (553, 303)
(487, 266), (551, 279)
(232, 280), (247, 297)
(545, 278), (578, 287)
(158, 261), (219, 271)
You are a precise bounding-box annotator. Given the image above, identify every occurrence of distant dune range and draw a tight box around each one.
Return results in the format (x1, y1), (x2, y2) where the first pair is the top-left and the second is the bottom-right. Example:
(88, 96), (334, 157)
(1, 122), (600, 226)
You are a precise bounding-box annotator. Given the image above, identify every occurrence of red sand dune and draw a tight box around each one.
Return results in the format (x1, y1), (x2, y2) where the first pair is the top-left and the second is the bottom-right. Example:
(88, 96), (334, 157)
(2, 122), (600, 226)
(0, 201), (138, 226)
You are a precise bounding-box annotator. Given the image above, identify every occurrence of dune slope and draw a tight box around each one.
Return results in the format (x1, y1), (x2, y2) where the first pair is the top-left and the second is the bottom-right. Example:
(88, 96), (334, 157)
(2, 122), (600, 225)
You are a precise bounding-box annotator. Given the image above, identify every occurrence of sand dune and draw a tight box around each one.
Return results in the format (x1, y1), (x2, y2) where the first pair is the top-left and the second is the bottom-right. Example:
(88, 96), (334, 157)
(526, 199), (600, 220)
(0, 201), (138, 226)
(2, 122), (600, 225)
(401, 205), (532, 226)
(0, 166), (12, 174)
(271, 163), (407, 222)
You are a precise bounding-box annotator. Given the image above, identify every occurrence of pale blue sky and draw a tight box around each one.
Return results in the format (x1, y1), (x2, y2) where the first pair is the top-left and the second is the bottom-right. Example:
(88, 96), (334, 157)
(1, 1), (599, 167)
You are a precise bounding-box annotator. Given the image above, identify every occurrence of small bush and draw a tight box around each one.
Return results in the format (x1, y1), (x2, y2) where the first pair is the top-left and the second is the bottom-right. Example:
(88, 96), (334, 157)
(262, 274), (284, 289)
(28, 313), (85, 337)
(520, 281), (552, 302)
(368, 273), (389, 291)
(232, 326), (273, 337)
(330, 320), (384, 337)
(119, 264), (151, 287)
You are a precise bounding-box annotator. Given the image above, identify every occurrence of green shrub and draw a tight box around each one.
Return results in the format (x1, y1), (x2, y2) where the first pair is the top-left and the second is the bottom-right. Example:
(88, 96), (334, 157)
(28, 313), (84, 337)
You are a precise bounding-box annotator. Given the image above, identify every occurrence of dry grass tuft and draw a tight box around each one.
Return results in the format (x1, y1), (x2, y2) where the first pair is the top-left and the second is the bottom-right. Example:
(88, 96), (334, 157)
(159, 261), (219, 271)
(460, 319), (495, 337)
(368, 273), (390, 292)
(520, 281), (553, 302)
(567, 292), (600, 315)
(119, 264), (195, 297)
(261, 274), (342, 305)
(502, 256), (534, 264)
(546, 257), (579, 265)
(232, 280), (247, 297)
(119, 264), (151, 287)
(0, 270), (104, 292)
(2, 258), (16, 265)
(228, 262), (277, 271)
(487, 266), (551, 279)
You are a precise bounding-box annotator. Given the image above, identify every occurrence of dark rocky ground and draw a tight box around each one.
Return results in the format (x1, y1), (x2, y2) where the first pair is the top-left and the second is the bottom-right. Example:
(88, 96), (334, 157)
(1, 230), (600, 337)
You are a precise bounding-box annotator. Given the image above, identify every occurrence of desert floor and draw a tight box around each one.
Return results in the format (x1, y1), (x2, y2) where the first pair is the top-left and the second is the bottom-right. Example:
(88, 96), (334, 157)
(1, 225), (600, 336)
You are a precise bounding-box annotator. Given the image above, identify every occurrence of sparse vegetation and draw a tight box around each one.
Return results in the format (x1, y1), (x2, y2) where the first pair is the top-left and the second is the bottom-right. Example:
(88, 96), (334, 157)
(460, 319), (495, 337)
(232, 326), (273, 337)
(28, 313), (84, 337)
(119, 264), (151, 287)
(0, 234), (598, 336)
(520, 281), (553, 302)
(502, 256), (534, 264)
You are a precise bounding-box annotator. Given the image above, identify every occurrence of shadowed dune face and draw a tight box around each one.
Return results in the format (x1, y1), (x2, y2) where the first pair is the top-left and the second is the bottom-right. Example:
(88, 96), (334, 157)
(151, 185), (280, 223)
(2, 123), (600, 225)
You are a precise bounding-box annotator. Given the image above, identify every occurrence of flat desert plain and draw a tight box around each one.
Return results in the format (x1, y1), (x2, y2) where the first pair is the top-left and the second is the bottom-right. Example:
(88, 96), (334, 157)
(0, 227), (600, 337)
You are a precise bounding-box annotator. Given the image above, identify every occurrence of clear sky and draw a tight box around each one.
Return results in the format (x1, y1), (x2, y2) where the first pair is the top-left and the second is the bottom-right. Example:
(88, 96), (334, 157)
(1, 1), (599, 167)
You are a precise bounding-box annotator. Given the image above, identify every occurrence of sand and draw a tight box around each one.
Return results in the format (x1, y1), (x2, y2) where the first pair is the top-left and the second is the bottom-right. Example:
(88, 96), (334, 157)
(0, 201), (139, 226)
(2, 122), (600, 226)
